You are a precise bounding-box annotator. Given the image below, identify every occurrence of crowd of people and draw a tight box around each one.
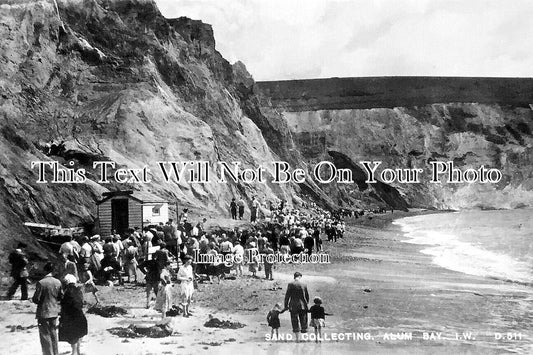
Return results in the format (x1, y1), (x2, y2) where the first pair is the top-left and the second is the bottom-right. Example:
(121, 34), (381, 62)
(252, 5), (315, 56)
(5, 196), (374, 354)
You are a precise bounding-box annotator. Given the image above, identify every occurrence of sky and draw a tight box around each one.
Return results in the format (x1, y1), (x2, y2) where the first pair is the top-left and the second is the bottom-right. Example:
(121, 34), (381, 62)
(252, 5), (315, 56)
(154, 0), (533, 81)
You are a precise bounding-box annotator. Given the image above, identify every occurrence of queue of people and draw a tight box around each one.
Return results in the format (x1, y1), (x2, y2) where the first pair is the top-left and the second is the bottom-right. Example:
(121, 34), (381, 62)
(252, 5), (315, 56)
(4, 198), (354, 354)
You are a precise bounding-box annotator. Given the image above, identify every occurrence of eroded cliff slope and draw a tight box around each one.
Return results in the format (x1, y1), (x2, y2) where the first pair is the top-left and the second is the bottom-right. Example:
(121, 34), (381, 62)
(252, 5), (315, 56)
(258, 78), (533, 210)
(0, 0), (309, 265)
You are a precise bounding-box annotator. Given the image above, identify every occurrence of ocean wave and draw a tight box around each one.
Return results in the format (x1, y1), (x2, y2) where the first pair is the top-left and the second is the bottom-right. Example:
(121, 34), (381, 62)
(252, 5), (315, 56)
(393, 216), (532, 285)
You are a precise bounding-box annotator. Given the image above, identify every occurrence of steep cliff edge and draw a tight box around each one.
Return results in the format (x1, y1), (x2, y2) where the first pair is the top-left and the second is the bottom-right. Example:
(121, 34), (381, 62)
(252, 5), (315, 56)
(0, 0), (311, 267)
(257, 78), (533, 210)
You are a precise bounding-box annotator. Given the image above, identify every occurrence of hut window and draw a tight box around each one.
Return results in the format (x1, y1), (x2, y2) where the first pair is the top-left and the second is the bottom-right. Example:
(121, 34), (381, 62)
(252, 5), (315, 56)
(152, 206), (161, 216)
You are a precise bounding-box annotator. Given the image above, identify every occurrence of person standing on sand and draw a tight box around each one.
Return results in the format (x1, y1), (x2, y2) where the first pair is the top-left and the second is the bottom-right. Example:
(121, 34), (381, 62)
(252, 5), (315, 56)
(251, 196), (260, 223)
(177, 255), (194, 317)
(79, 263), (99, 304)
(246, 242), (259, 277)
(263, 242), (274, 280)
(284, 272), (309, 341)
(123, 242), (139, 283)
(32, 262), (63, 355)
(232, 241), (244, 277)
(58, 274), (87, 355)
(237, 197), (245, 220)
(138, 258), (160, 309)
(309, 297), (330, 343)
(6, 242), (29, 300)
(267, 303), (285, 338)
(154, 261), (173, 319)
(230, 198), (237, 220)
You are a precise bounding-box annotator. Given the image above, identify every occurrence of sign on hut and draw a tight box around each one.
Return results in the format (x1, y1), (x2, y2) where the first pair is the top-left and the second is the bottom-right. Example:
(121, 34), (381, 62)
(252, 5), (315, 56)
(97, 190), (169, 236)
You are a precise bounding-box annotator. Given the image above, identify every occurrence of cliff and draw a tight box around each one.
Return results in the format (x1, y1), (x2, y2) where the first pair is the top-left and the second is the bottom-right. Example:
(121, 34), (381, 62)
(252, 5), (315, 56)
(3, 0), (523, 271)
(257, 78), (533, 210)
(0, 0), (313, 267)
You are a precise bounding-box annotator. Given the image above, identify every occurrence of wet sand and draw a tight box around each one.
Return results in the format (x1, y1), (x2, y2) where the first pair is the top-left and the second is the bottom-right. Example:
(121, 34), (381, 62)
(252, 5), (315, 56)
(1, 211), (532, 354)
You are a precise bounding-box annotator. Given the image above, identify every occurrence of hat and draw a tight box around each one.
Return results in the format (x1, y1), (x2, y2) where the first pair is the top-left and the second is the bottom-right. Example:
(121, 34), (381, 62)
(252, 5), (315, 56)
(293, 272), (302, 279)
(313, 296), (322, 304)
(90, 234), (100, 241)
(64, 274), (77, 285)
(183, 255), (193, 261)
(249, 242), (256, 247)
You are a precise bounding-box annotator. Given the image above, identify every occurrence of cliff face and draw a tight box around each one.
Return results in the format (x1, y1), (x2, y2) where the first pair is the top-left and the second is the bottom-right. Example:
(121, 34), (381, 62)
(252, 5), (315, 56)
(0, 0), (309, 265)
(258, 79), (533, 210)
(3, 0), (527, 271)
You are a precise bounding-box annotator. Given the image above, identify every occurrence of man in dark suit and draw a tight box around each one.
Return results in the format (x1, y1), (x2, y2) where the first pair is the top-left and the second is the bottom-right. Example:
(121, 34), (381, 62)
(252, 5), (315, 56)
(32, 262), (63, 355)
(6, 242), (29, 300)
(284, 271), (309, 339)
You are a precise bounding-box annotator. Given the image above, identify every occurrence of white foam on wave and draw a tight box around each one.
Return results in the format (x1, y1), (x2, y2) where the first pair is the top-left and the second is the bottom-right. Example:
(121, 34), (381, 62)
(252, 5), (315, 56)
(393, 217), (532, 285)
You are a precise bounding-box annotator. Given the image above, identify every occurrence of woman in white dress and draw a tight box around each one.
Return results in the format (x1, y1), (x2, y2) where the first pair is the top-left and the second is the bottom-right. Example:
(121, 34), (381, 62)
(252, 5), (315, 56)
(177, 255), (194, 317)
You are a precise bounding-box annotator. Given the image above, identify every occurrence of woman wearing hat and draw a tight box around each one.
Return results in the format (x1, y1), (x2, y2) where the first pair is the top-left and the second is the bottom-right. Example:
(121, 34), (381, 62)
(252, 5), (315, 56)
(177, 256), (194, 317)
(59, 274), (88, 355)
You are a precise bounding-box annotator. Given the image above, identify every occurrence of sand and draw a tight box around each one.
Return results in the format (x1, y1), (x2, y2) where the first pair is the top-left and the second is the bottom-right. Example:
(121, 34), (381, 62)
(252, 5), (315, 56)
(1, 211), (532, 354)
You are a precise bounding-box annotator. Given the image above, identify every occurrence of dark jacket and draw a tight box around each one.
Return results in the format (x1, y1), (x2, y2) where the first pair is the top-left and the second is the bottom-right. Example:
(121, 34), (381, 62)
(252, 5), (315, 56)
(284, 279), (309, 312)
(32, 274), (63, 319)
(9, 250), (28, 277)
(59, 284), (88, 343)
(139, 259), (160, 283)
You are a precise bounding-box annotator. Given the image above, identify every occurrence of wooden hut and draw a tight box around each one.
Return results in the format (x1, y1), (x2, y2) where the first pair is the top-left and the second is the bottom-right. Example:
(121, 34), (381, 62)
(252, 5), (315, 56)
(97, 190), (169, 236)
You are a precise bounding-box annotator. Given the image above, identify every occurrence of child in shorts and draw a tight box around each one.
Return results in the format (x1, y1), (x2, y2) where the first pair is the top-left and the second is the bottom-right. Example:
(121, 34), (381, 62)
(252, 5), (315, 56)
(267, 303), (285, 338)
(309, 297), (330, 342)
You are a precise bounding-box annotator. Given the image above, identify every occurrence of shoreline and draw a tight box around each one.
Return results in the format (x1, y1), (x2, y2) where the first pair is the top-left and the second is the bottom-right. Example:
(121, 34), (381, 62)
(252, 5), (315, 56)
(1, 211), (532, 354)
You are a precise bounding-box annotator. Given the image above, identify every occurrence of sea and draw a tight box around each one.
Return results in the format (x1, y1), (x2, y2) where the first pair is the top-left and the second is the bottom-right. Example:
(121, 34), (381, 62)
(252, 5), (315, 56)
(393, 209), (533, 285)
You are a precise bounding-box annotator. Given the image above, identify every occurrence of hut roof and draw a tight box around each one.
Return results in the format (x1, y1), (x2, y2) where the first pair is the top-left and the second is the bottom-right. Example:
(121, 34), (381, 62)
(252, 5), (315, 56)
(97, 190), (169, 205)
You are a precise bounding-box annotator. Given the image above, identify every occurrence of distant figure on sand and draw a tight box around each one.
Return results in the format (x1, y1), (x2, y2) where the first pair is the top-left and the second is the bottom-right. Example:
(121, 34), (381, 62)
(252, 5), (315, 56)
(284, 272), (309, 341)
(232, 241), (244, 277)
(251, 196), (260, 223)
(237, 197), (245, 220)
(230, 198), (237, 220)
(263, 243), (274, 280)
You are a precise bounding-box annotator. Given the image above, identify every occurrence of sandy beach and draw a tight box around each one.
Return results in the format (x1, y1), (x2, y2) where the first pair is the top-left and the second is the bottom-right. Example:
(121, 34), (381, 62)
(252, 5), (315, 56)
(1, 211), (532, 355)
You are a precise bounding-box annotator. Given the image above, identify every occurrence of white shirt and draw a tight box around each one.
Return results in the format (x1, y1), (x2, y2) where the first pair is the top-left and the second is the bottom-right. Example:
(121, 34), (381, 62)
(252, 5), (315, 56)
(80, 243), (92, 258)
(232, 244), (244, 256)
(220, 241), (233, 253)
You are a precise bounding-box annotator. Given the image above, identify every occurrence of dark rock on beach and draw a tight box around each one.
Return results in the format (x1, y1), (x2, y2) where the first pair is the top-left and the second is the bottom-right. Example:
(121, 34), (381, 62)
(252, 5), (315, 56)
(204, 316), (246, 329)
(87, 304), (128, 318)
(107, 323), (172, 338)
